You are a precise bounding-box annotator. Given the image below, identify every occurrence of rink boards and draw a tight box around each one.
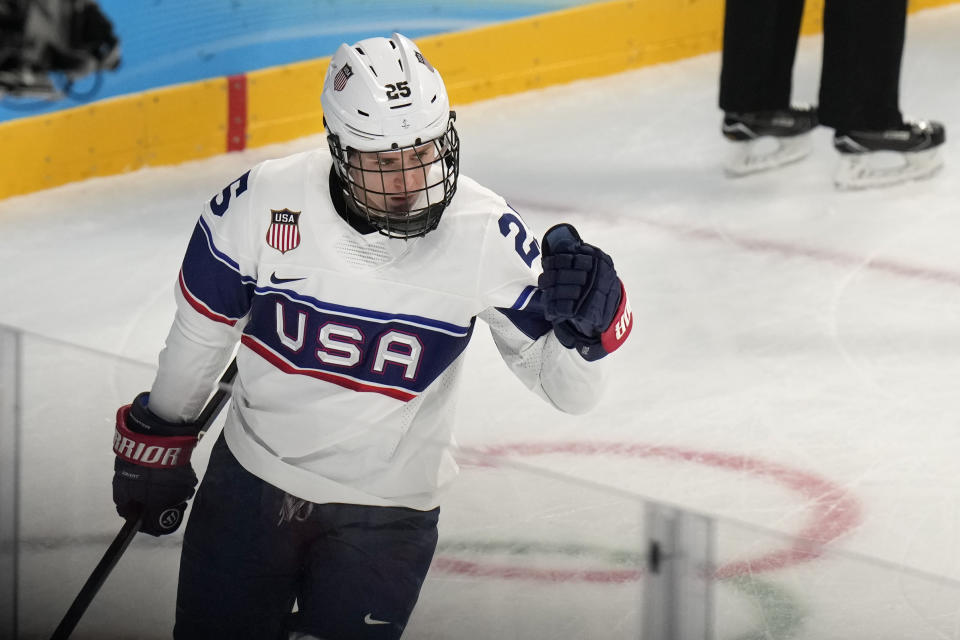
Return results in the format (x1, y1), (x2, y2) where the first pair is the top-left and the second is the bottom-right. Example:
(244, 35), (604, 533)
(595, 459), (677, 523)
(0, 0), (956, 201)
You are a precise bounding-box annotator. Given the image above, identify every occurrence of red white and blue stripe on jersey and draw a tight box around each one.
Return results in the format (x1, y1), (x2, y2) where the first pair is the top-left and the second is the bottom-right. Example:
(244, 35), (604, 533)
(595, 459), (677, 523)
(179, 217), (256, 326)
(180, 218), (549, 401)
(495, 285), (551, 341)
(241, 286), (476, 402)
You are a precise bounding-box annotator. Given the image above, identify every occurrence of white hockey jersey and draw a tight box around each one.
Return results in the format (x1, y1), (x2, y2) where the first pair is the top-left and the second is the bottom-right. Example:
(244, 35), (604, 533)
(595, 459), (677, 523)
(148, 149), (607, 510)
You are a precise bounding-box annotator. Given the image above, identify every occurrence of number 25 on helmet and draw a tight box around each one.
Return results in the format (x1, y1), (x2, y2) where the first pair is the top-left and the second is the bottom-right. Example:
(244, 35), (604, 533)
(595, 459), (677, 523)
(321, 33), (460, 239)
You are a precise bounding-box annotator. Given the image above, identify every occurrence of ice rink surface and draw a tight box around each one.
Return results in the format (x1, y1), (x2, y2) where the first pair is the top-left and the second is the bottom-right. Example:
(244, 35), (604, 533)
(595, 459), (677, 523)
(2, 6), (960, 638)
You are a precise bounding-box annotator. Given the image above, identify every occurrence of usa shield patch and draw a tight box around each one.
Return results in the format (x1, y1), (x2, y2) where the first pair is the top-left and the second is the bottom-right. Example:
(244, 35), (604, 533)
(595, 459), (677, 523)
(266, 209), (301, 254)
(333, 64), (353, 91)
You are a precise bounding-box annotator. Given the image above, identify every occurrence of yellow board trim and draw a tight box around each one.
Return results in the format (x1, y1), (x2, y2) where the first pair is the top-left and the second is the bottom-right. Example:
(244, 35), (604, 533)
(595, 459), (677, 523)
(0, 78), (226, 199)
(247, 58), (327, 150)
(1, 0), (956, 200)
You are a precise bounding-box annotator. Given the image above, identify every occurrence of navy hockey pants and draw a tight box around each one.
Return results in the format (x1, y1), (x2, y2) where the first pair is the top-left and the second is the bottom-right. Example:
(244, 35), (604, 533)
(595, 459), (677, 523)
(174, 433), (439, 640)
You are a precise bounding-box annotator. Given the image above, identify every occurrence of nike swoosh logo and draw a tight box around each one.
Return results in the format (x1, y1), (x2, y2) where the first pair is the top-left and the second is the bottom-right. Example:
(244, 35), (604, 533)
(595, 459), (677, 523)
(270, 272), (305, 285)
(363, 613), (390, 625)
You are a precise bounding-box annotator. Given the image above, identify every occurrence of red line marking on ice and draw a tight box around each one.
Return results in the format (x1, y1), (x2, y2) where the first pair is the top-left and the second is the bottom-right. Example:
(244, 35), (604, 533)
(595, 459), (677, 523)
(639, 217), (960, 288)
(509, 198), (960, 288)
(435, 441), (863, 582)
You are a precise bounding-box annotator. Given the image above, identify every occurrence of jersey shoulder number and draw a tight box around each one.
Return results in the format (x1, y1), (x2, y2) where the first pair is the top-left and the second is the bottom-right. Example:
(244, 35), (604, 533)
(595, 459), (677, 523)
(209, 170), (251, 217)
(496, 206), (540, 268)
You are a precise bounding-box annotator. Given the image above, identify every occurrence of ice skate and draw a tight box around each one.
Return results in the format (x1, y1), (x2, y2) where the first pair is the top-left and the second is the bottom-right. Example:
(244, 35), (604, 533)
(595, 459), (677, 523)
(722, 105), (818, 177)
(833, 119), (945, 189)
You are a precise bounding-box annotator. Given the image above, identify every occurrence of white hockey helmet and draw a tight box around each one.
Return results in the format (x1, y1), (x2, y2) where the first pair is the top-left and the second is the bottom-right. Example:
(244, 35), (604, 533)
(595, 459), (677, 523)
(321, 33), (460, 238)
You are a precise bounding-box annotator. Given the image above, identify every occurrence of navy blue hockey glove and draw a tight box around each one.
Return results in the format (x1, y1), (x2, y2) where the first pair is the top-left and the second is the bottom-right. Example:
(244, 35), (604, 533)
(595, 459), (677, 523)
(112, 392), (200, 536)
(538, 223), (633, 361)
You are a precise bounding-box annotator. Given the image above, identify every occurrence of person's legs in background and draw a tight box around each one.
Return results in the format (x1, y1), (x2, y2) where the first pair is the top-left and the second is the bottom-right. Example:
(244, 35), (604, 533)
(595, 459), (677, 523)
(820, 0), (945, 188)
(719, 0), (805, 112)
(719, 0), (819, 176)
(819, 0), (906, 133)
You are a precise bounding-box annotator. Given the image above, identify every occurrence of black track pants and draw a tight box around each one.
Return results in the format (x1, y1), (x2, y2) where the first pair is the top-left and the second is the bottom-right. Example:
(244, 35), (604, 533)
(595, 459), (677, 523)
(719, 0), (907, 131)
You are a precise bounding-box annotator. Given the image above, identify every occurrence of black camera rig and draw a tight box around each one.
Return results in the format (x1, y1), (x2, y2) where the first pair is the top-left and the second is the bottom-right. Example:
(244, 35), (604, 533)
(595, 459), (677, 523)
(0, 0), (120, 100)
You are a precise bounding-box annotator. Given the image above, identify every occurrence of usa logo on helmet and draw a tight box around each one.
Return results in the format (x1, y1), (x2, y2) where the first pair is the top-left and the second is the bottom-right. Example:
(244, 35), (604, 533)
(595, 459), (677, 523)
(266, 209), (302, 253)
(414, 50), (434, 73)
(333, 64), (353, 91)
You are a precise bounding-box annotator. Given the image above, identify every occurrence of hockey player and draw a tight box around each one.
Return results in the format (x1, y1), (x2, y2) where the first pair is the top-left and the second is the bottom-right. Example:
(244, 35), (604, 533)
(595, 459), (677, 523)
(719, 0), (945, 188)
(109, 33), (632, 639)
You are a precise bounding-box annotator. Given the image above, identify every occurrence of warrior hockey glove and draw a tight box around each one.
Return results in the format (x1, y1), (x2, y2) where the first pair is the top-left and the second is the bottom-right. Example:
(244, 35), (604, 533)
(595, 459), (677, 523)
(538, 223), (632, 361)
(112, 392), (200, 536)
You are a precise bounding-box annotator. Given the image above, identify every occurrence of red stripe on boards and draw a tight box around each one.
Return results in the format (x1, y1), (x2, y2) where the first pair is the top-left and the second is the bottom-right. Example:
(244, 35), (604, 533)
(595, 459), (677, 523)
(227, 74), (247, 152)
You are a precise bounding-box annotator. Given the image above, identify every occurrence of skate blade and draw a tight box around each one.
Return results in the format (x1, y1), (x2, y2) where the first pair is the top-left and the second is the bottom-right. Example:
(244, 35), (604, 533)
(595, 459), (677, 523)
(724, 134), (813, 177)
(834, 147), (944, 190)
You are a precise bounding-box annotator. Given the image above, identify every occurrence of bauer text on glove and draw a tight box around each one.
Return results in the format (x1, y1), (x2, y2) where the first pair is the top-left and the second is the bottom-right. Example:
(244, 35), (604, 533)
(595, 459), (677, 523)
(538, 223), (632, 361)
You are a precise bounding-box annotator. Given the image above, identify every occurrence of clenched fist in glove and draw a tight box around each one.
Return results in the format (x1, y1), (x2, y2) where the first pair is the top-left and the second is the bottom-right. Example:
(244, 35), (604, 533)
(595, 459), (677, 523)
(538, 223), (632, 361)
(112, 392), (201, 536)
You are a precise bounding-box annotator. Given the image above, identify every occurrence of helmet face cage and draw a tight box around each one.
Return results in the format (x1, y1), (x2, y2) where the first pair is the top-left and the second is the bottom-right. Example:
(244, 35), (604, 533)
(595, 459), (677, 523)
(329, 116), (460, 239)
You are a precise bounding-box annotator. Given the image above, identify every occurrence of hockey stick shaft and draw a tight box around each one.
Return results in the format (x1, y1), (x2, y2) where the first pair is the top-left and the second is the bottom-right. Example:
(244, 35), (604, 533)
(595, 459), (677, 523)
(48, 506), (143, 640)
(49, 358), (238, 640)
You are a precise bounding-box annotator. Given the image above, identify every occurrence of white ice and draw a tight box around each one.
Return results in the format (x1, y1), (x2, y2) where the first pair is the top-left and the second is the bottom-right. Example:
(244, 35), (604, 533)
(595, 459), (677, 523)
(2, 6), (960, 639)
